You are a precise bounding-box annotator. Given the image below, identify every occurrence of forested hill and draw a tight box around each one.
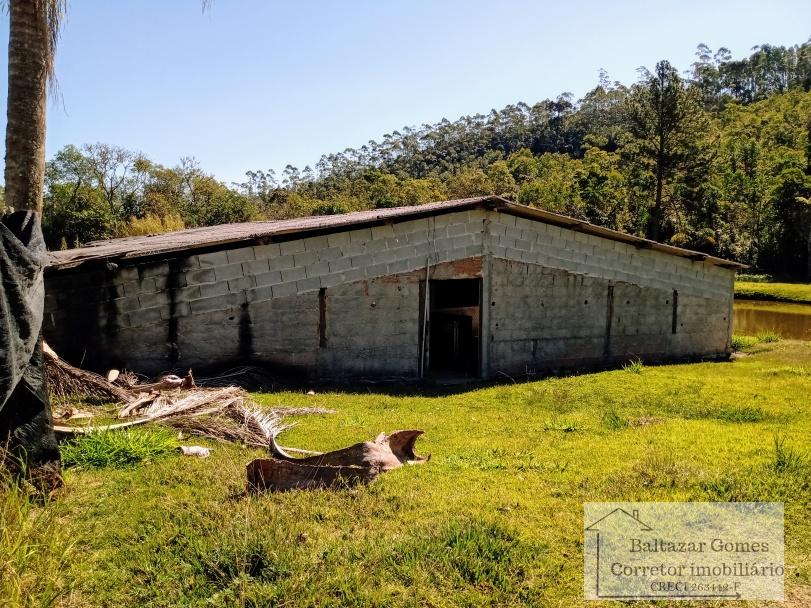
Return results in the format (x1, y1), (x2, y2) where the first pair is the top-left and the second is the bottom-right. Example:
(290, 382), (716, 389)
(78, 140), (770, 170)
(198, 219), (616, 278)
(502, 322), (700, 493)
(34, 39), (811, 278)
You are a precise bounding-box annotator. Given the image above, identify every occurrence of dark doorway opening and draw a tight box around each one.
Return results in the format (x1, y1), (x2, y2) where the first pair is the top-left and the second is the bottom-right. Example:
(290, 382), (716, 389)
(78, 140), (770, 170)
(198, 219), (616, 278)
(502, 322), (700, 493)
(428, 278), (481, 378)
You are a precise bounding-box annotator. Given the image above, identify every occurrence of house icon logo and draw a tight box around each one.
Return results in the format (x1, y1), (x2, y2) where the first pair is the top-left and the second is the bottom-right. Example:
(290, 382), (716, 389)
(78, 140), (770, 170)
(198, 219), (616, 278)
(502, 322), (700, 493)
(585, 508), (652, 532)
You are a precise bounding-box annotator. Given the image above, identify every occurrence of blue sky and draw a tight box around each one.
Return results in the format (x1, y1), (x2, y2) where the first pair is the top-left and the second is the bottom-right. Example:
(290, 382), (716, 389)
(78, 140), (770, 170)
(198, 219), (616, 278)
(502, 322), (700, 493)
(1, 0), (809, 185)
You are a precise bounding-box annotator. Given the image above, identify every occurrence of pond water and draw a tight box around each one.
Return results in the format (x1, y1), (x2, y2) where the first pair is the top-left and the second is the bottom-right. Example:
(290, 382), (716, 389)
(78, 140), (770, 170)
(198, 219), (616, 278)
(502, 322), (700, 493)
(733, 300), (811, 340)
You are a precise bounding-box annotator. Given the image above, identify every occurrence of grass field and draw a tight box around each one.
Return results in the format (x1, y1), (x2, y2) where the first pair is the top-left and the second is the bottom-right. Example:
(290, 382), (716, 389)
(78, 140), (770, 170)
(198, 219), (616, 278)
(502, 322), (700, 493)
(3, 340), (811, 607)
(735, 281), (811, 304)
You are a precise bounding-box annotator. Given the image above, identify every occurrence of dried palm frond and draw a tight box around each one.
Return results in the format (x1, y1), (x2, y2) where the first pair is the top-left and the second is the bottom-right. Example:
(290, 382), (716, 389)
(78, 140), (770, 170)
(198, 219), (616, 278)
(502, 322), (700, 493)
(229, 405), (292, 441)
(140, 387), (245, 420)
(114, 371), (143, 389)
(165, 408), (292, 448)
(44, 344), (132, 404)
(46, 345), (333, 452)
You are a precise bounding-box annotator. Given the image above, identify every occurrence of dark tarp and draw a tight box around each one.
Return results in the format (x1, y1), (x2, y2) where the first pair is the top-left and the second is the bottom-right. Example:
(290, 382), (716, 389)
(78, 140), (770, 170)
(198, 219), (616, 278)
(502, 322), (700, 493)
(0, 210), (59, 471)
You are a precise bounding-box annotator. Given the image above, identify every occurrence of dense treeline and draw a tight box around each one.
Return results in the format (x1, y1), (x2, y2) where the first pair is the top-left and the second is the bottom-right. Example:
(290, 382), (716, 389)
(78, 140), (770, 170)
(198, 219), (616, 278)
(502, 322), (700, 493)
(27, 39), (811, 278)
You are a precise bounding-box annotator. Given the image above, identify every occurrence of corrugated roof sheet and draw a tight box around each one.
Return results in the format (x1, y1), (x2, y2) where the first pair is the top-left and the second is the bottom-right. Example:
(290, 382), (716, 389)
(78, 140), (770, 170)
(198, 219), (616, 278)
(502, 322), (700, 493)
(47, 196), (745, 270)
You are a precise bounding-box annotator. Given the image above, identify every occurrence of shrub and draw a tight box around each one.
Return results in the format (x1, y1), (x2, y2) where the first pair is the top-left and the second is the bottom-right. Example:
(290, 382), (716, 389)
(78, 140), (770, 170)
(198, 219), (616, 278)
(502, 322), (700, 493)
(60, 428), (177, 469)
(42, 186), (116, 248)
(312, 202), (347, 216)
(669, 232), (689, 246)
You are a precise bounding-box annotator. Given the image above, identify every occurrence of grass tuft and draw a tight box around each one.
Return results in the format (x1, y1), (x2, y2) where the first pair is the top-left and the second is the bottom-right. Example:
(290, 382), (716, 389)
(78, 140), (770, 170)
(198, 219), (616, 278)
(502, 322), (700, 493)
(732, 334), (760, 351)
(632, 452), (692, 489)
(60, 428), (178, 469)
(772, 434), (806, 474)
(622, 358), (644, 374)
(732, 332), (780, 351)
(701, 434), (809, 502)
(444, 449), (550, 471)
(201, 541), (292, 589)
(602, 409), (629, 430)
(384, 521), (543, 597)
(676, 403), (766, 423)
(757, 329), (781, 343)
(716, 405), (766, 423)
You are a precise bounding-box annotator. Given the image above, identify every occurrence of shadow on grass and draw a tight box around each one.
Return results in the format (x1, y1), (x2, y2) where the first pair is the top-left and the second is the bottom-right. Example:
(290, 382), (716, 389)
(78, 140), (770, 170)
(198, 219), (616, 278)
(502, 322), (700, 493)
(201, 353), (736, 399)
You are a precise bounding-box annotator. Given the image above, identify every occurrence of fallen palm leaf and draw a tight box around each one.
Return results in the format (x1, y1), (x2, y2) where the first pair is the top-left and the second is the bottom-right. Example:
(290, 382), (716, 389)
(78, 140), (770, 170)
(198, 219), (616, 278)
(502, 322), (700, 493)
(52, 381), (317, 452)
(163, 403), (292, 447)
(118, 393), (155, 418)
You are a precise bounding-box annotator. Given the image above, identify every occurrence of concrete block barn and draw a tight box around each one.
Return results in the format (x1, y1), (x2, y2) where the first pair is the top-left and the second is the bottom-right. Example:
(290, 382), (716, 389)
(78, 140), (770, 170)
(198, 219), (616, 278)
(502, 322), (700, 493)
(44, 196), (743, 380)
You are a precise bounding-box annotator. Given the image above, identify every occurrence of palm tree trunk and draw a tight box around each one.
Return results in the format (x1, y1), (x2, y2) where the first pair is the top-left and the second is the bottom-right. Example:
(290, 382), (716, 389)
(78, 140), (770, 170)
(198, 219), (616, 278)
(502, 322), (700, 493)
(1, 0), (60, 490)
(4, 0), (49, 213)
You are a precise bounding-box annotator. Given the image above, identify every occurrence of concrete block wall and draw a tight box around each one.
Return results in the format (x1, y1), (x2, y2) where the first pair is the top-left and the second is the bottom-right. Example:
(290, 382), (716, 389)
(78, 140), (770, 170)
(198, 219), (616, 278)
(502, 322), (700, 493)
(44, 210), (486, 375)
(319, 276), (422, 376)
(485, 211), (733, 301)
(44, 206), (735, 378)
(488, 257), (732, 375)
(489, 259), (612, 373)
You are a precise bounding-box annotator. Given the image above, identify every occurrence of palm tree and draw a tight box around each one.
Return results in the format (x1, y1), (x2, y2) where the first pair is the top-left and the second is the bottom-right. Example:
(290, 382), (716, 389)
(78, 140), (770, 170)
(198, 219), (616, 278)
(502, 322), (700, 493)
(1, 0), (66, 487)
(4, 0), (65, 213)
(2, 2), (211, 482)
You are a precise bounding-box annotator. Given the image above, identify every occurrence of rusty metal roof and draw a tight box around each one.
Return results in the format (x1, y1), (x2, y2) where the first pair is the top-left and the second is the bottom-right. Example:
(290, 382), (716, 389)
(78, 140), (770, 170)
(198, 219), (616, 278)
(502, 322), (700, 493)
(47, 196), (745, 270)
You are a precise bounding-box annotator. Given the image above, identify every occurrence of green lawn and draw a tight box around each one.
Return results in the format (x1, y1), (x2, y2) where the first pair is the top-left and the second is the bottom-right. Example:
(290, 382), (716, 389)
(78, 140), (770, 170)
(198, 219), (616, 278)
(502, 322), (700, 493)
(4, 341), (811, 607)
(735, 281), (811, 304)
